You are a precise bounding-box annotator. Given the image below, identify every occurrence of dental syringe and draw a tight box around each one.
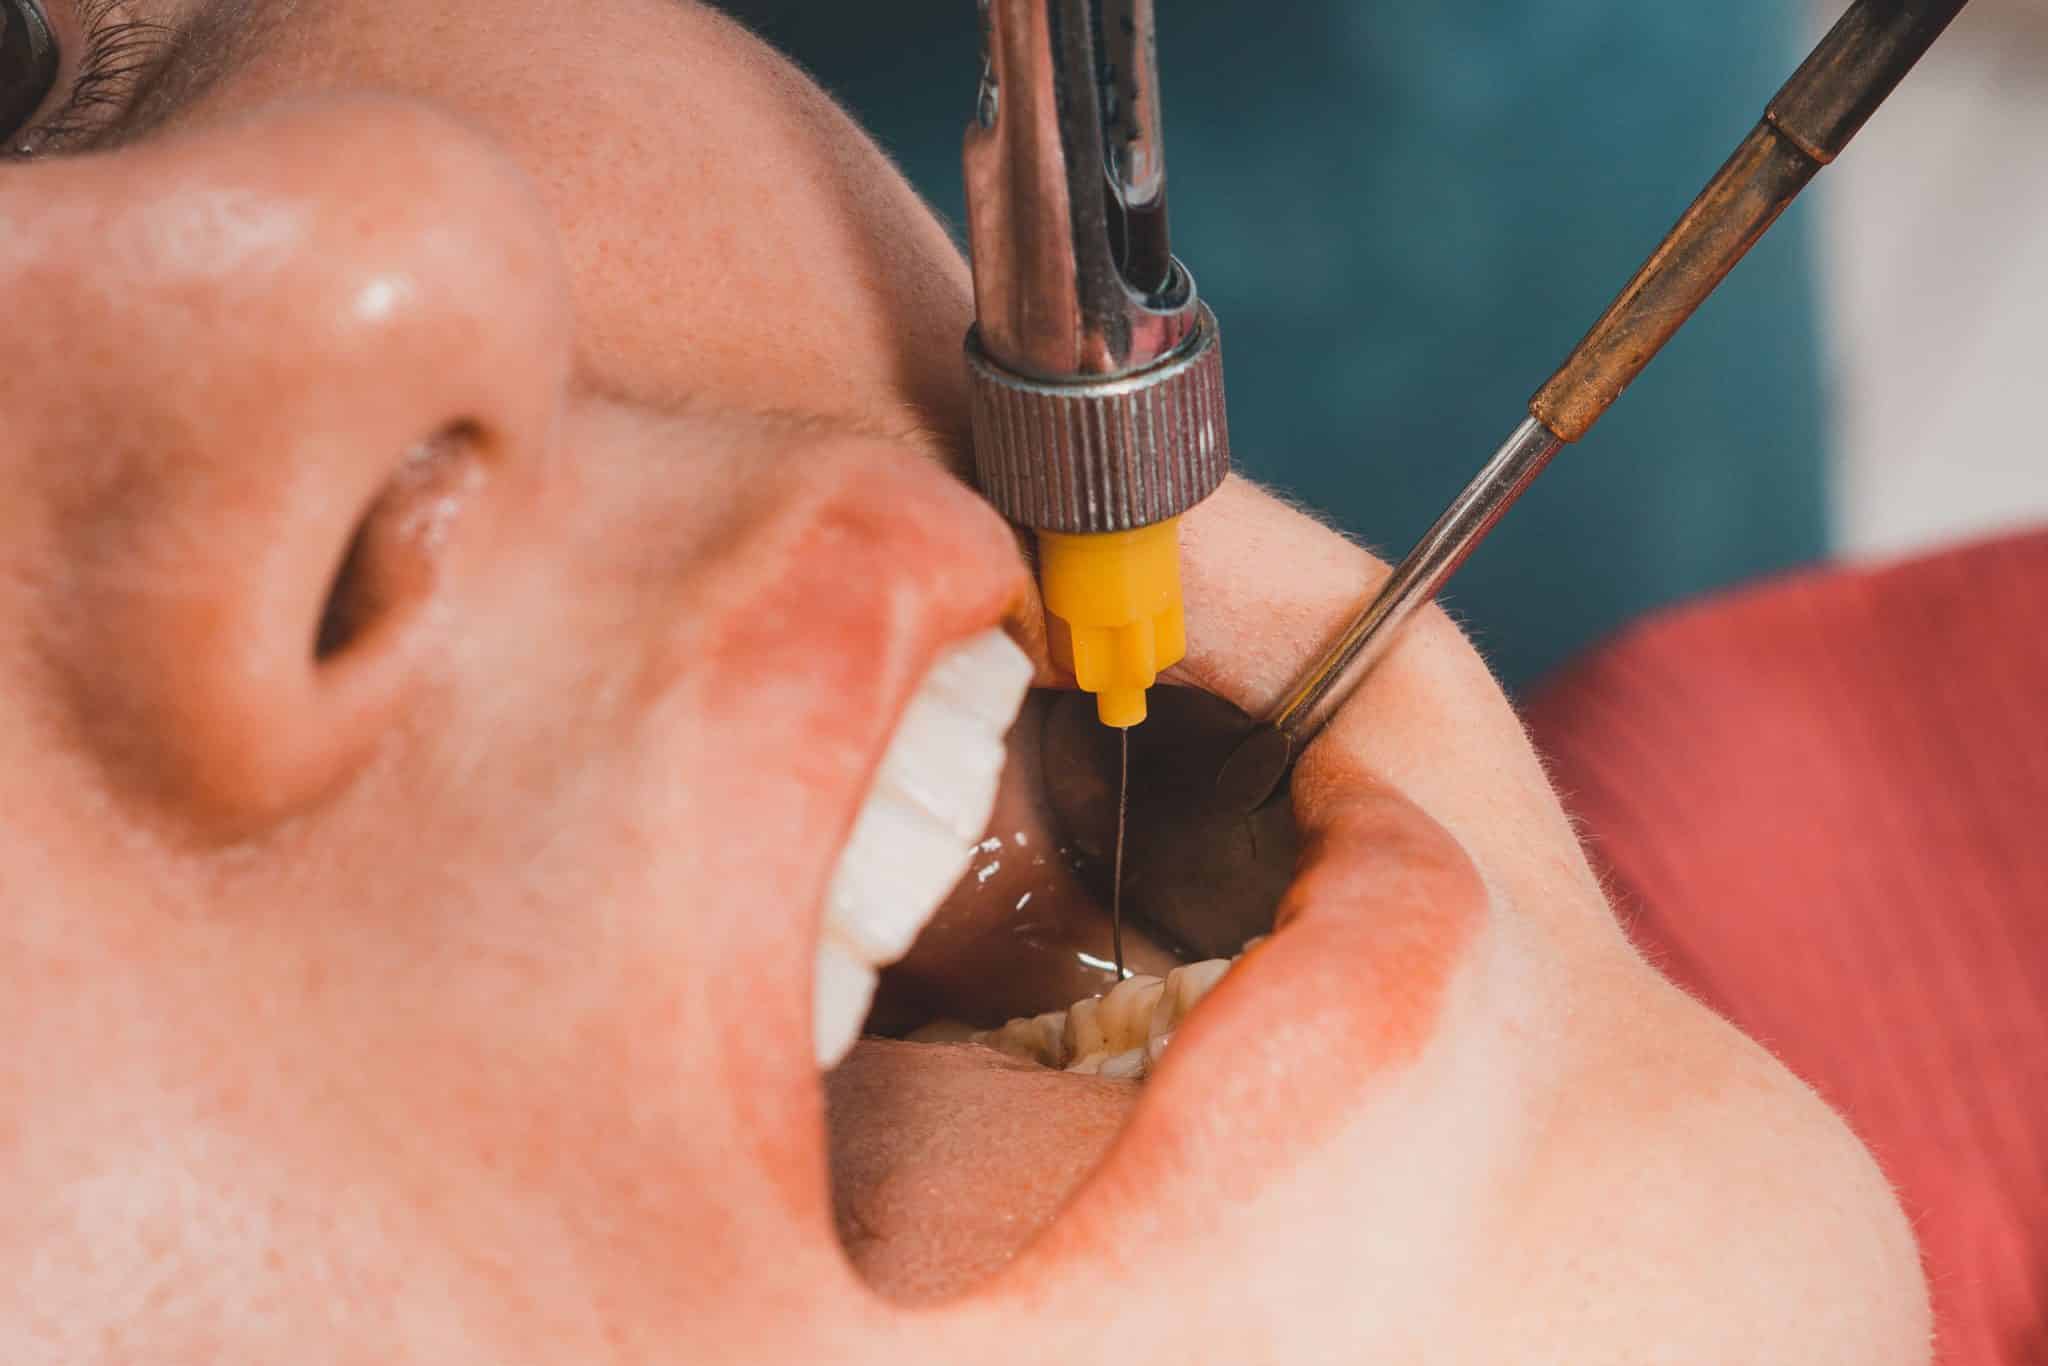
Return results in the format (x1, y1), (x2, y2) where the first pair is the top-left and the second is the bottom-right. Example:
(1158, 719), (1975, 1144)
(1017, 0), (1973, 968)
(960, 0), (1229, 732)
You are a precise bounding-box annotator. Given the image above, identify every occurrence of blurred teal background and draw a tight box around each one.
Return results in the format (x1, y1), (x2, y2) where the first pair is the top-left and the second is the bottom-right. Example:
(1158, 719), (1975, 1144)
(713, 2), (1828, 689)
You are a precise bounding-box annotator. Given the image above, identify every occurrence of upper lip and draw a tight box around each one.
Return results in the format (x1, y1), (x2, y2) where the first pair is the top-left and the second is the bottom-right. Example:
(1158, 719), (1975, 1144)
(619, 423), (1034, 1089)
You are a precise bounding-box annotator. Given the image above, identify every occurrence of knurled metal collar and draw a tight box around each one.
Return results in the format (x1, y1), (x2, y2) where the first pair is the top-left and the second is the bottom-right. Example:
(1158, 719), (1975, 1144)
(965, 304), (1229, 534)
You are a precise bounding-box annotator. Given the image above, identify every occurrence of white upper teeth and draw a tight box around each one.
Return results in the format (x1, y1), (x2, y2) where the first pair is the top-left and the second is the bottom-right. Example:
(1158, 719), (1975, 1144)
(812, 629), (1033, 1068)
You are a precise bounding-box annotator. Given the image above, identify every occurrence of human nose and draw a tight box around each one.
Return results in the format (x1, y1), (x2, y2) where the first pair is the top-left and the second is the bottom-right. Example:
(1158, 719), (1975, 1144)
(0, 99), (575, 839)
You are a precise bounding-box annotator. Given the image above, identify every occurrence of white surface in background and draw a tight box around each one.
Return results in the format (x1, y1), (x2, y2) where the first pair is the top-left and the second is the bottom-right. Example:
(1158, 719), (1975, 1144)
(1819, 0), (2048, 559)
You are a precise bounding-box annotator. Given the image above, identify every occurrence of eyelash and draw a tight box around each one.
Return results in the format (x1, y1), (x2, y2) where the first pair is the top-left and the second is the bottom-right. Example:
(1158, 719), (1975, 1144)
(11, 0), (173, 158)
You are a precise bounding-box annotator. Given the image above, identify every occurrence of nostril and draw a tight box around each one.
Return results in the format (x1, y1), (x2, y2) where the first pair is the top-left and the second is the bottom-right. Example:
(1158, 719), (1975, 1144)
(315, 421), (485, 662)
(46, 412), (496, 839)
(314, 518), (380, 661)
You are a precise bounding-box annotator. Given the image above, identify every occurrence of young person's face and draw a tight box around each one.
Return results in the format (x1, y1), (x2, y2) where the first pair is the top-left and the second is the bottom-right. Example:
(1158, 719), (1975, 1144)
(0, 3), (1928, 1358)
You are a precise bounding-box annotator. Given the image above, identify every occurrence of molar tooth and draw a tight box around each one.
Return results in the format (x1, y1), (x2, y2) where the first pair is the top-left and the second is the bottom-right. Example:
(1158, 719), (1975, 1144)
(1066, 1047), (1145, 1079)
(1096, 973), (1165, 1054)
(943, 952), (1242, 1080)
(1014, 1011), (1070, 1067)
(970, 1009), (1069, 1067)
(813, 933), (878, 1068)
(1063, 996), (1108, 1062)
(1151, 958), (1232, 1044)
(1095, 1047), (1148, 1080)
(938, 936), (1262, 1080)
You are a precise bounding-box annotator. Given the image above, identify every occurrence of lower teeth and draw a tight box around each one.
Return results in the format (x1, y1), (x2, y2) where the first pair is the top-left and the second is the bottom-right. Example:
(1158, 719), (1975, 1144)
(910, 938), (1263, 1078)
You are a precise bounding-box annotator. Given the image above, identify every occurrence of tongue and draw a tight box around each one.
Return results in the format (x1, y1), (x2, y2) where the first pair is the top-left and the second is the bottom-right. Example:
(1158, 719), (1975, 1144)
(824, 1038), (1139, 1304)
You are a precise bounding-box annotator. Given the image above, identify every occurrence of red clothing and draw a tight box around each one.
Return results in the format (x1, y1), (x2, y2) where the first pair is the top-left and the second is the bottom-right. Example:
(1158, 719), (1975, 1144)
(1524, 530), (2048, 1366)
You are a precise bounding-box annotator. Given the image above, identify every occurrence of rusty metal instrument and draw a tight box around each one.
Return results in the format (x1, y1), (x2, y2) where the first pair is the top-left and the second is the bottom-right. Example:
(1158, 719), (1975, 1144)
(1215, 0), (1973, 815)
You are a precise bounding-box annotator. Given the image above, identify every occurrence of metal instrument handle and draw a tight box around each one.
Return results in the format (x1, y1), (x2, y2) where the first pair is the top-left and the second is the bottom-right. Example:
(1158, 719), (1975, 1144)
(1533, 0), (1969, 443)
(1219, 0), (1971, 812)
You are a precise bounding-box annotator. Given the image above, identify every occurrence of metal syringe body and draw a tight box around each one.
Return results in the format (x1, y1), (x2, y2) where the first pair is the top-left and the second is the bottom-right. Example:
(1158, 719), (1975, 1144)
(962, 0), (1229, 729)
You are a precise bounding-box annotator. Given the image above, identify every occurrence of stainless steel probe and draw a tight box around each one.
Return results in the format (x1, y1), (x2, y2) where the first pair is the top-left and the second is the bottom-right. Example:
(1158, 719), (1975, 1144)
(1218, 0), (1971, 812)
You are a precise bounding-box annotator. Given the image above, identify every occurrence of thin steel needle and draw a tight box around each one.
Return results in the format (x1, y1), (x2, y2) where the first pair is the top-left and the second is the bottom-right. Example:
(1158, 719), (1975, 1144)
(1111, 726), (1130, 981)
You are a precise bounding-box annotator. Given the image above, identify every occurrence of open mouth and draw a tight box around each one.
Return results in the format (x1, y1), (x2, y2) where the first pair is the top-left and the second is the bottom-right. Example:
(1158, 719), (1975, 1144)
(812, 628), (1304, 1300)
(813, 628), (1286, 1072)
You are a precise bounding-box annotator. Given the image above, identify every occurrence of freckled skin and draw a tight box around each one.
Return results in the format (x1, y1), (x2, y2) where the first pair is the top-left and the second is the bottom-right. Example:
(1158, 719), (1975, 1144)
(0, 3), (1928, 1363)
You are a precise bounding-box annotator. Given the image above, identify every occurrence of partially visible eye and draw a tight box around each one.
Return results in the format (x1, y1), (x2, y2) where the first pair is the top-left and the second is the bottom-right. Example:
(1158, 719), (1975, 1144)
(0, 0), (60, 145)
(6, 3), (176, 159)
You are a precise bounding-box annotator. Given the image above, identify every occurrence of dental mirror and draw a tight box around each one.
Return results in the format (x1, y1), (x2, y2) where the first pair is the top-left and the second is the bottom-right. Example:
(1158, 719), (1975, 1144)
(1039, 687), (1298, 963)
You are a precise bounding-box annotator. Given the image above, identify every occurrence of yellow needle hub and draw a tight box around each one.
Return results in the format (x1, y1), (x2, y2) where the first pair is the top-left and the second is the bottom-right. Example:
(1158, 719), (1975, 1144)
(1037, 519), (1187, 729)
